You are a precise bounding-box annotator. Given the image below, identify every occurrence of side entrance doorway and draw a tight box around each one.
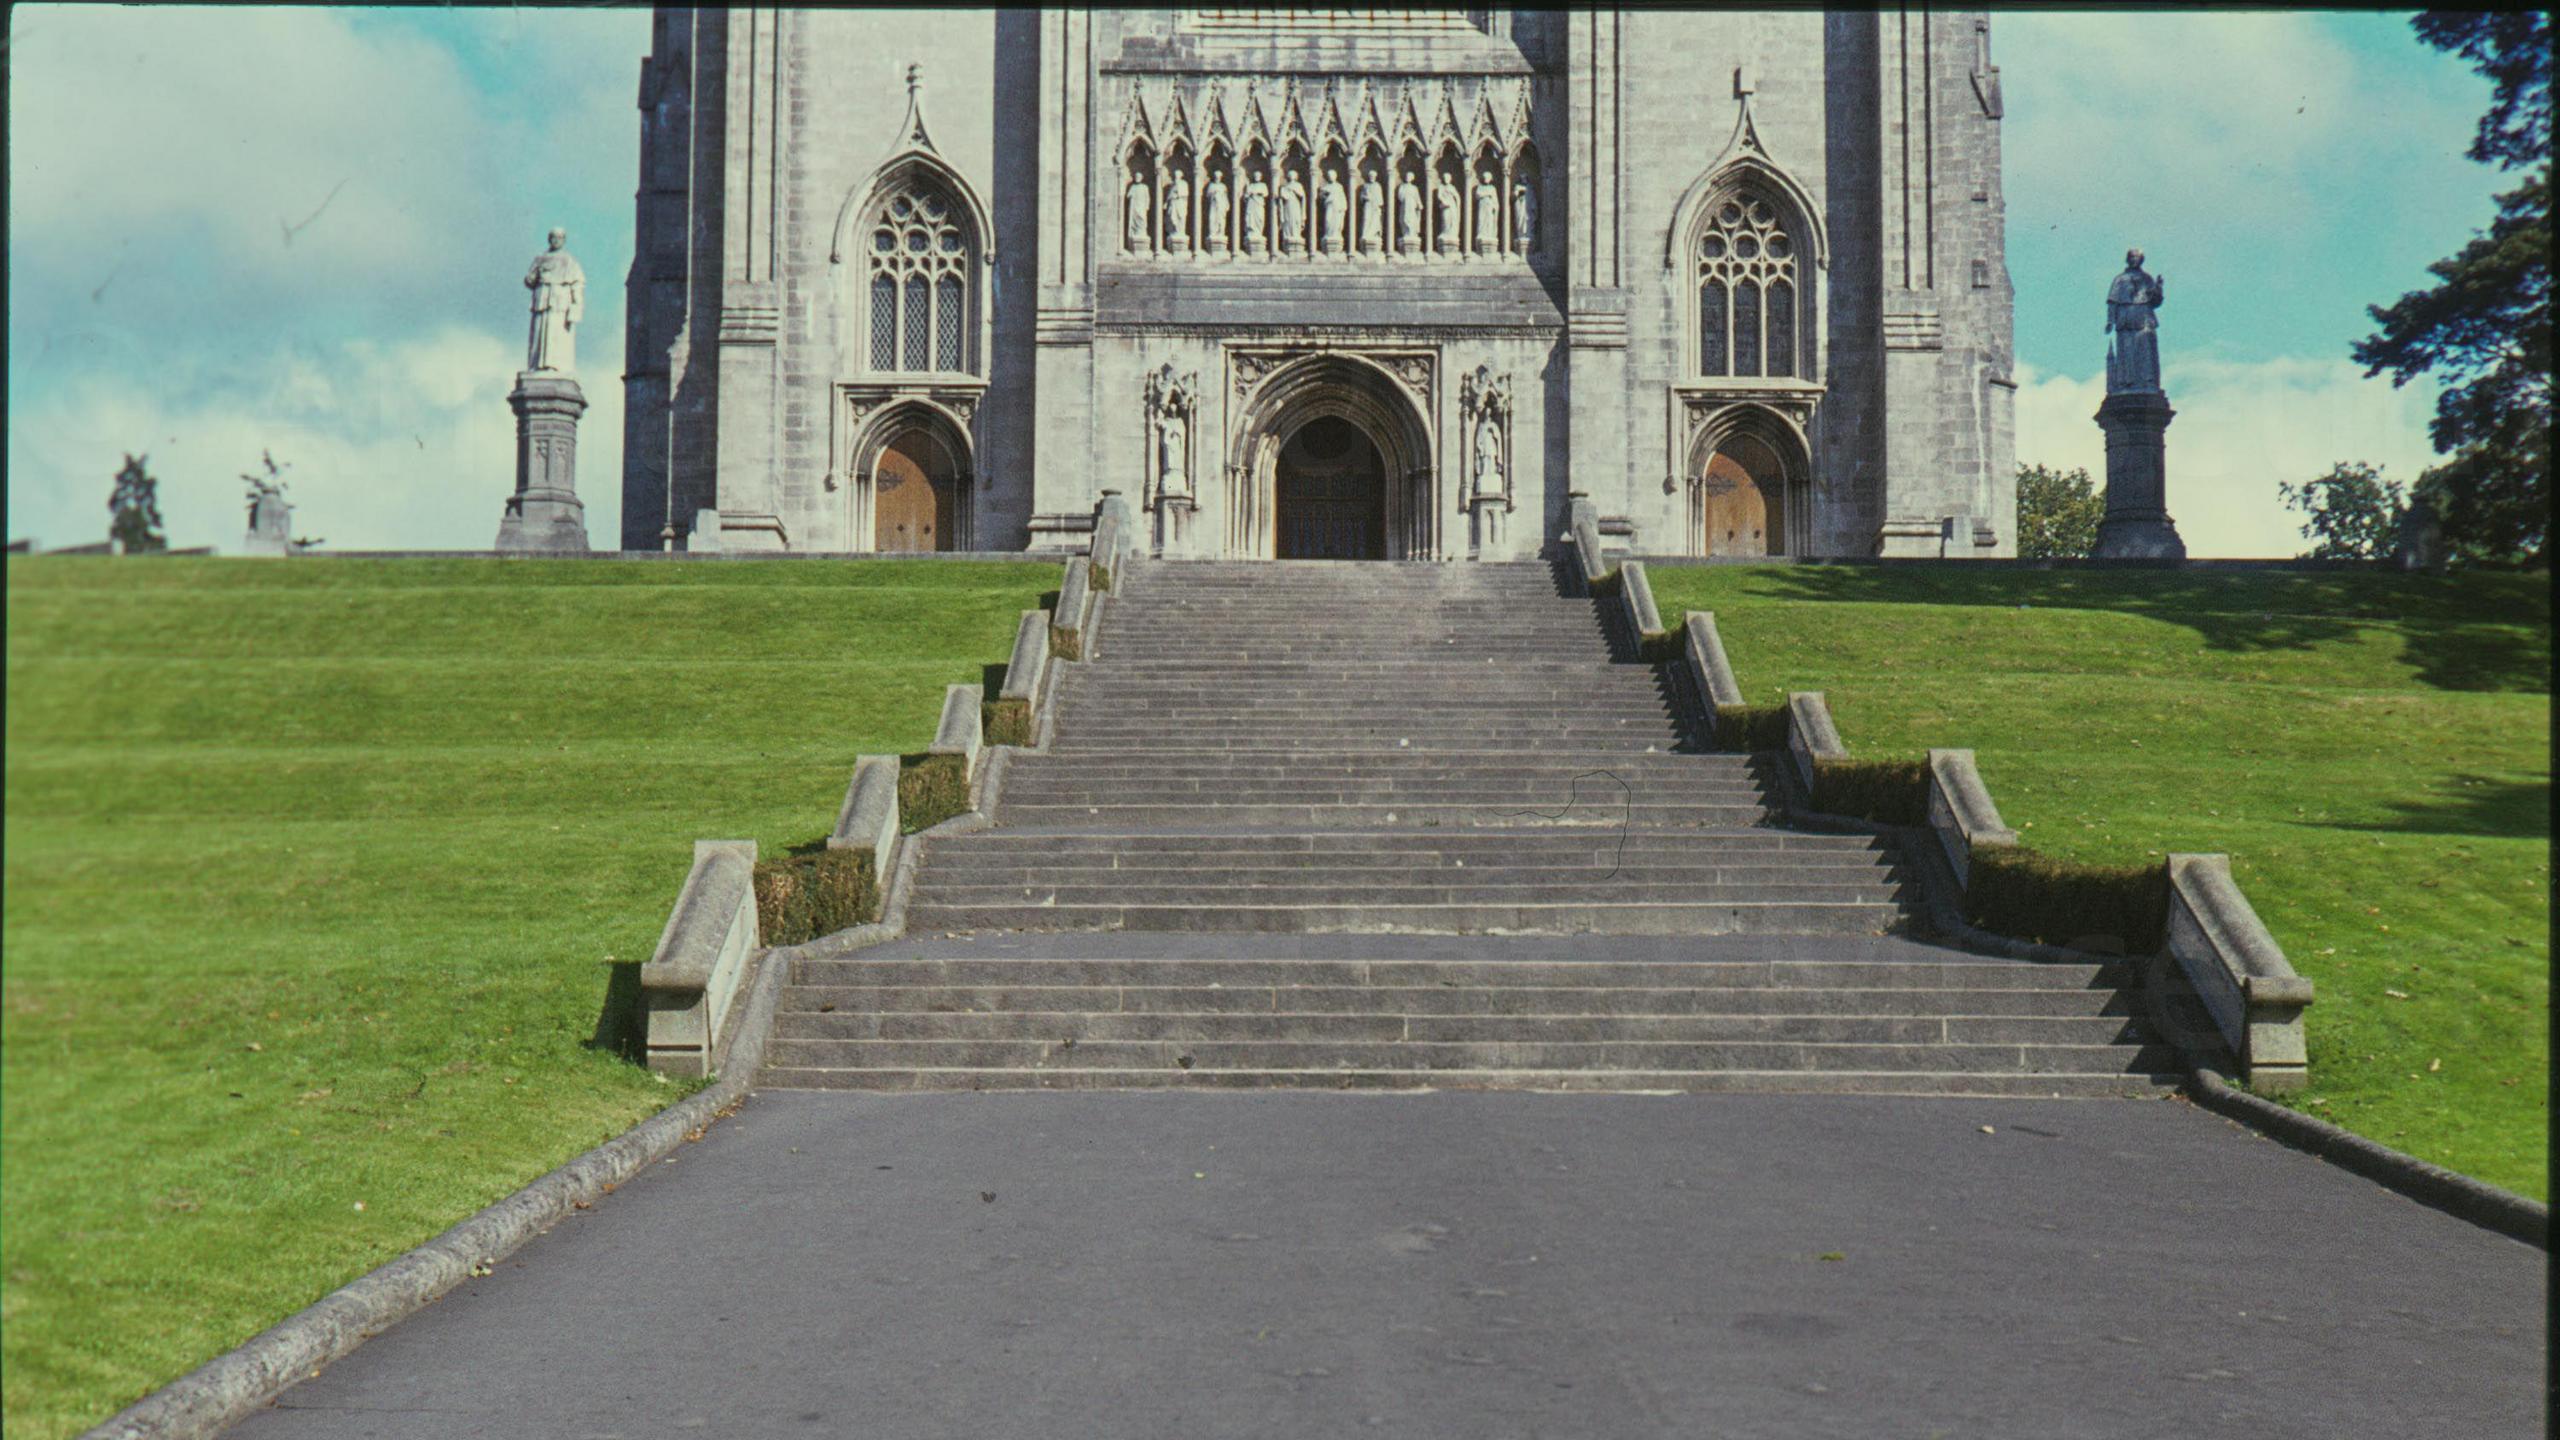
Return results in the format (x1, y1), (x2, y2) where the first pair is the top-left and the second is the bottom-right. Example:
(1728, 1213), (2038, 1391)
(873, 427), (961, 553)
(1274, 416), (1387, 560)
(1696, 433), (1788, 558)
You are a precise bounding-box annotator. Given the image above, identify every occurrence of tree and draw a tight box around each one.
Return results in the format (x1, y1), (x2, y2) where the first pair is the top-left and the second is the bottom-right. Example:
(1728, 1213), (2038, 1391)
(107, 454), (167, 553)
(2278, 462), (2408, 561)
(2015, 464), (2103, 559)
(2351, 12), (2551, 565)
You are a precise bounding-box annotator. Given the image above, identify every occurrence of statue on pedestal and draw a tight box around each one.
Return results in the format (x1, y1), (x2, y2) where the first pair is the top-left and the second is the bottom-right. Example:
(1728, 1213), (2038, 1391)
(1433, 175), (1460, 256)
(1358, 171), (1385, 256)
(1163, 171), (1191, 253)
(1204, 174), (1231, 255)
(524, 228), (584, 373)
(1471, 173), (1499, 255)
(1277, 172), (1308, 255)
(1242, 174), (1270, 256)
(1513, 180), (1537, 255)
(1318, 168), (1348, 256)
(1396, 174), (1423, 254)
(1472, 405), (1504, 498)
(1125, 174), (1153, 255)
(2105, 248), (2165, 394)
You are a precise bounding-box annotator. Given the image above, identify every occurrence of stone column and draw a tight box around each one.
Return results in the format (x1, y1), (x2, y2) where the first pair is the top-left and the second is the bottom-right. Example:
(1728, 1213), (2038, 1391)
(2090, 390), (2184, 560)
(495, 373), (593, 552)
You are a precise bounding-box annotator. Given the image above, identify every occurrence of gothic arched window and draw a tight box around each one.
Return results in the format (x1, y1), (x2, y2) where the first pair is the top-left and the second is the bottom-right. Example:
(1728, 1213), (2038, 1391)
(1693, 188), (1811, 382)
(864, 181), (975, 374)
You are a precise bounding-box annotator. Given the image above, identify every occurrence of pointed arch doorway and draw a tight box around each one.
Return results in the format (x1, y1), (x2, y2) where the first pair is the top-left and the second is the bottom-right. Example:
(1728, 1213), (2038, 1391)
(1275, 416), (1386, 559)
(1227, 353), (1437, 560)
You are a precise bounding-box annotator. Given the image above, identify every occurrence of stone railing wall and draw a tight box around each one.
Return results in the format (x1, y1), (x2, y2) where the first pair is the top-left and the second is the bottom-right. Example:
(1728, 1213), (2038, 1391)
(2166, 854), (2316, 1091)
(639, 840), (761, 1077)
(1924, 748), (2019, 888)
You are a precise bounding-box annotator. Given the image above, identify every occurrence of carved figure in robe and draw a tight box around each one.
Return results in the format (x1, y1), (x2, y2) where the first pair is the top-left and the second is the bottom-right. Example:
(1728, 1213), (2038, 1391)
(1203, 175), (1231, 254)
(1358, 172), (1385, 255)
(1472, 404), (1503, 497)
(1277, 172), (1308, 254)
(1163, 171), (1191, 253)
(1158, 412), (1190, 499)
(2104, 248), (2166, 393)
(1125, 174), (1152, 255)
(1433, 176), (1460, 255)
(1242, 174), (1271, 256)
(1396, 175), (1423, 254)
(1472, 173), (1499, 254)
(1318, 168), (1348, 255)
(524, 228), (585, 372)
(1512, 180), (1537, 255)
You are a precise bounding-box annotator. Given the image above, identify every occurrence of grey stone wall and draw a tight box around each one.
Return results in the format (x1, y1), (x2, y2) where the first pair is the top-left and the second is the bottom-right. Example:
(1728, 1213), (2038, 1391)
(622, 7), (2016, 560)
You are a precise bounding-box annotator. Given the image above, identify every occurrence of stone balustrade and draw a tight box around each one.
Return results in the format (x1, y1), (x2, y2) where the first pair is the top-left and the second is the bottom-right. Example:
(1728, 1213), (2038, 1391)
(639, 840), (760, 1077)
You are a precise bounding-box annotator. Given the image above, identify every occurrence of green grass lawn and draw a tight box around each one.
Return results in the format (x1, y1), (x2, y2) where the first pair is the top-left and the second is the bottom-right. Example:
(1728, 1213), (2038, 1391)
(1649, 564), (2550, 1200)
(2, 556), (1055, 1438)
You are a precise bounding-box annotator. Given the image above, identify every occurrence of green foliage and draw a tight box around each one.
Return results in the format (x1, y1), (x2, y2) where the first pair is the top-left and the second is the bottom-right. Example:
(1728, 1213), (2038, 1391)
(1710, 703), (1790, 753)
(106, 454), (166, 553)
(0, 556), (1051, 1437)
(1964, 846), (2168, 956)
(898, 752), (972, 834)
(1646, 562), (2550, 1200)
(1089, 561), (1113, 593)
(2015, 464), (2104, 559)
(2352, 14), (2550, 564)
(983, 696), (1035, 748)
(752, 847), (876, 947)
(1049, 623), (1084, 661)
(1634, 628), (1684, 664)
(2278, 462), (2408, 561)
(1809, 757), (1930, 827)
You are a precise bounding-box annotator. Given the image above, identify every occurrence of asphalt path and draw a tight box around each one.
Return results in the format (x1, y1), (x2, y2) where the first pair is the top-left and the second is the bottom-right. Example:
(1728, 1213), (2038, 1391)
(229, 1090), (2545, 1439)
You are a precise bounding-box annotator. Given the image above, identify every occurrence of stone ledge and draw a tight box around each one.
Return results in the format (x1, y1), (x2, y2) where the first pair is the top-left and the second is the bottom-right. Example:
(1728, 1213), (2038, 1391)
(932, 684), (986, 782)
(1000, 609), (1052, 709)
(1924, 748), (2017, 888)
(828, 755), (902, 871)
(2166, 853), (2313, 1092)
(639, 840), (760, 1077)
(1683, 611), (1745, 710)
(1784, 692), (1847, 795)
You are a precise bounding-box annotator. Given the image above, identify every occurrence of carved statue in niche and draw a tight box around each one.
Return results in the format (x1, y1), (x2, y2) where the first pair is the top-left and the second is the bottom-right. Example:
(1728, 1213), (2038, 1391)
(1461, 365), (1512, 503)
(1396, 173), (1423, 254)
(1471, 170), (1499, 255)
(1433, 174), (1460, 256)
(1204, 174), (1231, 255)
(1146, 364), (1198, 503)
(1318, 166), (1348, 256)
(1473, 403), (1504, 497)
(1358, 170), (1385, 256)
(1513, 180), (1536, 256)
(1125, 172), (1152, 255)
(1241, 173), (1270, 256)
(1277, 171), (1308, 255)
(1163, 169), (1191, 253)
(1159, 412), (1189, 498)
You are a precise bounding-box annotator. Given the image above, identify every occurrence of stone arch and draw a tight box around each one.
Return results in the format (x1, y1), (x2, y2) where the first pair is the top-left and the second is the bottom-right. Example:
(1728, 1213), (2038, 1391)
(1684, 402), (1812, 557)
(828, 153), (992, 378)
(846, 398), (976, 552)
(1227, 354), (1437, 559)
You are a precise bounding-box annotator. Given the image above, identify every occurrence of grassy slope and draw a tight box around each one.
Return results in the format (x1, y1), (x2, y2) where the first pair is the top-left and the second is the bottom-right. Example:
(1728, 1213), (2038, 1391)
(1648, 565), (2550, 1200)
(1, 557), (1054, 1438)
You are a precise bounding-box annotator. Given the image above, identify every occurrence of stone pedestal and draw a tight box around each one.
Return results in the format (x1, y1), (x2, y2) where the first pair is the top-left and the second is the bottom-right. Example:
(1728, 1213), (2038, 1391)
(2091, 390), (2185, 560)
(1154, 495), (1195, 556)
(241, 494), (293, 557)
(495, 372), (591, 553)
(1470, 496), (1509, 559)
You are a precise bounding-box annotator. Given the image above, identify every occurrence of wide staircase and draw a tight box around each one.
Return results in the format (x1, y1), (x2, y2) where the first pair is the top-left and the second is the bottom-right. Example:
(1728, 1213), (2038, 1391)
(766, 560), (2177, 1094)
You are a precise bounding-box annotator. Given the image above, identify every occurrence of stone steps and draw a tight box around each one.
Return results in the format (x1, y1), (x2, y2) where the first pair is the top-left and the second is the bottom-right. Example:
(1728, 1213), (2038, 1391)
(764, 1036), (2184, 1075)
(901, 898), (1901, 936)
(756, 1066), (2177, 1097)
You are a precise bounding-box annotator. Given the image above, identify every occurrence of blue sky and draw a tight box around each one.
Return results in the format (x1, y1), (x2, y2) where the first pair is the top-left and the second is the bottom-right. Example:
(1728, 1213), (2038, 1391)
(6, 8), (2503, 555)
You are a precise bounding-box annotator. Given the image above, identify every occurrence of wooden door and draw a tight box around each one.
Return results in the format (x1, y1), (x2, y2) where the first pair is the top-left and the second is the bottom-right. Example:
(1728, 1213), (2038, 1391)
(874, 434), (953, 553)
(1700, 450), (1773, 557)
(1275, 417), (1385, 559)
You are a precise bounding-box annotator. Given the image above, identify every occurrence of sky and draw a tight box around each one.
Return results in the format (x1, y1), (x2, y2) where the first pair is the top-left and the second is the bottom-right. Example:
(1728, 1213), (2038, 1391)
(4, 8), (2506, 556)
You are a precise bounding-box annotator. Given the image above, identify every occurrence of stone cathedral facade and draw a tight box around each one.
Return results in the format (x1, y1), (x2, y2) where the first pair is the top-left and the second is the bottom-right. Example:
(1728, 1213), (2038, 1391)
(621, 9), (2016, 560)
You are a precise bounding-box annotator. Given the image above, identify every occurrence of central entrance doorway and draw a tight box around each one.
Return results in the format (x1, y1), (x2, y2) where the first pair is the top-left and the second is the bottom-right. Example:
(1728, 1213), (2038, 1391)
(873, 427), (960, 553)
(1697, 434), (1786, 557)
(1274, 416), (1386, 560)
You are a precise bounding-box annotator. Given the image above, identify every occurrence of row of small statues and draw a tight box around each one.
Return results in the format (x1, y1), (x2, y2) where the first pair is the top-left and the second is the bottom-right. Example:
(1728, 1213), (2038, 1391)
(1126, 167), (1535, 259)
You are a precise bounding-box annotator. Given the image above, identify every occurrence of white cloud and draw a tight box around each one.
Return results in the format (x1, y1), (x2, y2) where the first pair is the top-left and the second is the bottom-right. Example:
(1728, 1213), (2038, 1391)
(7, 330), (623, 552)
(2016, 358), (2442, 558)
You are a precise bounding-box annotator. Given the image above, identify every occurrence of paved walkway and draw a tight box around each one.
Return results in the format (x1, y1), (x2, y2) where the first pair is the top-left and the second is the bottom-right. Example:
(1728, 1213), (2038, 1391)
(233, 1092), (2543, 1439)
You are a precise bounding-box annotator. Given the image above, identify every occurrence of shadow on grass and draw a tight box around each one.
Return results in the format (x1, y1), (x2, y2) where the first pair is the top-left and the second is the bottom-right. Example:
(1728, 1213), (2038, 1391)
(1726, 566), (2551, 694)
(587, 960), (645, 1064)
(2333, 775), (2552, 841)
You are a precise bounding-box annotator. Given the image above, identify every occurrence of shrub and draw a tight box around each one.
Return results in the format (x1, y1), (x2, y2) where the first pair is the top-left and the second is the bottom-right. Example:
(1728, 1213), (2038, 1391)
(752, 847), (876, 947)
(983, 695), (1035, 748)
(1810, 756), (1929, 825)
(1089, 561), (1113, 593)
(1050, 623), (1084, 661)
(1635, 629), (1685, 665)
(1964, 846), (2167, 954)
(899, 752), (971, 834)
(1711, 703), (1790, 753)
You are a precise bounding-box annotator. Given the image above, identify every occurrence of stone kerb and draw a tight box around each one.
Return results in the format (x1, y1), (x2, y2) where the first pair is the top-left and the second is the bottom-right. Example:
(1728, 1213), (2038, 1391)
(1924, 748), (2019, 887)
(1000, 610), (1052, 709)
(1683, 612), (1746, 730)
(2167, 853), (2315, 1092)
(1566, 492), (1610, 592)
(828, 755), (902, 873)
(639, 840), (759, 1077)
(933, 683), (986, 781)
(1785, 691), (1847, 795)
(1057, 556), (1095, 634)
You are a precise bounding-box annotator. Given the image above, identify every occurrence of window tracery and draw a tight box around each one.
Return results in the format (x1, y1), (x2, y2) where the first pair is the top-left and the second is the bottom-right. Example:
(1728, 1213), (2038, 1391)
(1693, 188), (1810, 381)
(863, 182), (975, 374)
